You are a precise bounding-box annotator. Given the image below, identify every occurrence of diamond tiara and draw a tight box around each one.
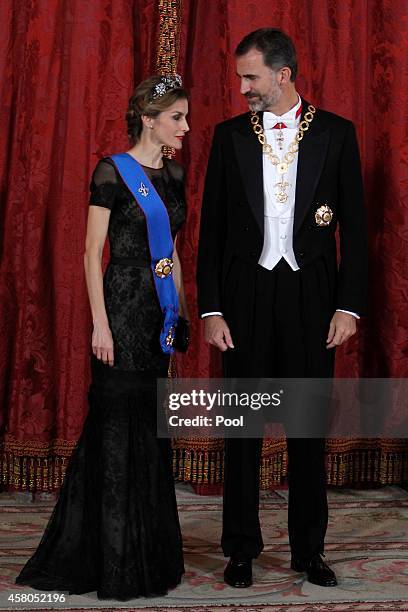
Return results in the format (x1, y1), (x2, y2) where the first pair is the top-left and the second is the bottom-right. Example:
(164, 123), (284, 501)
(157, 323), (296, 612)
(149, 74), (183, 101)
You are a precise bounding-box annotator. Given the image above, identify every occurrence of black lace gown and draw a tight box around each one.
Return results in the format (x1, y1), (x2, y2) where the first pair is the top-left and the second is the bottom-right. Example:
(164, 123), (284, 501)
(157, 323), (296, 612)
(16, 157), (186, 600)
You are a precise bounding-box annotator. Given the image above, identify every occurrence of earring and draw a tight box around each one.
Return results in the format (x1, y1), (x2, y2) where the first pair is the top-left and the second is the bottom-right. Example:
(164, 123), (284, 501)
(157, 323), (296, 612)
(149, 125), (153, 129)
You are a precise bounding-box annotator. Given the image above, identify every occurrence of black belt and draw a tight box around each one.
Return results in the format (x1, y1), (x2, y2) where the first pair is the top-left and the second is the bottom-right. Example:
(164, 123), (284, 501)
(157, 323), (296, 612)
(109, 256), (150, 268)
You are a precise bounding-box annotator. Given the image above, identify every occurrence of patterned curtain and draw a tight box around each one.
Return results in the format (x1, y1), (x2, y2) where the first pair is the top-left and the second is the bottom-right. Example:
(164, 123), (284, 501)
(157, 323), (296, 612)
(173, 0), (408, 490)
(1, 0), (407, 493)
(0, 0), (157, 490)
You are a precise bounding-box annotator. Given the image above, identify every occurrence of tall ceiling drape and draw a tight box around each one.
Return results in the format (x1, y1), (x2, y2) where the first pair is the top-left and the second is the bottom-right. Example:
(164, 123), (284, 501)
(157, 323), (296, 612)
(1, 0), (407, 492)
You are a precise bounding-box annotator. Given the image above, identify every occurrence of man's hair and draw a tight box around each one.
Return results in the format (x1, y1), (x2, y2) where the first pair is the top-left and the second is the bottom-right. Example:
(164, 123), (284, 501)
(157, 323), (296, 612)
(235, 28), (298, 82)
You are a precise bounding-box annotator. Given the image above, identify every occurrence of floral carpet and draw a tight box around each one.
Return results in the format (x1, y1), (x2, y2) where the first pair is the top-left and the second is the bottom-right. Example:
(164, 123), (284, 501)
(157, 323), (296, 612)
(0, 484), (407, 611)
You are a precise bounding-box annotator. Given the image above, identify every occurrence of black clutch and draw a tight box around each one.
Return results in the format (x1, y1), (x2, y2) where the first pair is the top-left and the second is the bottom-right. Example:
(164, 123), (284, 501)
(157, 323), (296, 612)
(174, 316), (190, 353)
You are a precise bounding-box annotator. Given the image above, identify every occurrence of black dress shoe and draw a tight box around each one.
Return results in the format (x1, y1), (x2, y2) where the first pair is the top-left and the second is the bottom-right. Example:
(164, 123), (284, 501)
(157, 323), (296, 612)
(291, 553), (337, 587)
(224, 553), (252, 588)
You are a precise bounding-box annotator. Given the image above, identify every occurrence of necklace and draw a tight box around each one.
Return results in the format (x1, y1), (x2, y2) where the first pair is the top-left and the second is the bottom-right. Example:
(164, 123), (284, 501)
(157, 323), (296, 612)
(251, 104), (316, 204)
(250, 105), (316, 175)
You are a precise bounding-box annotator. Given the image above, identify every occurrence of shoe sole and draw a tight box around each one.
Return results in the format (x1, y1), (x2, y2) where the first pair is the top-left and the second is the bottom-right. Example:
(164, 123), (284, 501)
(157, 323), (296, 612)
(308, 577), (338, 587)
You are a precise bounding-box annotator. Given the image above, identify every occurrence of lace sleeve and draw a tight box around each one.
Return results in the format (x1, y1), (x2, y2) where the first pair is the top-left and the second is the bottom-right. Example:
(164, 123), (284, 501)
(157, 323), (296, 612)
(165, 158), (184, 183)
(89, 158), (118, 210)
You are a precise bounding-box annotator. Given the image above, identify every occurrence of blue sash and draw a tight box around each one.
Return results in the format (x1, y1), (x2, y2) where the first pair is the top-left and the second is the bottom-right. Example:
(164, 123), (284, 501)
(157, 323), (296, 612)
(110, 153), (178, 354)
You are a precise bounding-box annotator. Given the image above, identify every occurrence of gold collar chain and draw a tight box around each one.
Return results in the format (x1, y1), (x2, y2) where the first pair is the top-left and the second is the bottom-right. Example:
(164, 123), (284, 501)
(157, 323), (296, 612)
(250, 105), (316, 174)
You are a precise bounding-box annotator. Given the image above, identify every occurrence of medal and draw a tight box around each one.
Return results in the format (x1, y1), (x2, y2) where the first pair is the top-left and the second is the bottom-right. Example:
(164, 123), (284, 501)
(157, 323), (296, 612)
(315, 204), (333, 226)
(154, 257), (174, 278)
(276, 192), (289, 203)
(275, 176), (290, 204)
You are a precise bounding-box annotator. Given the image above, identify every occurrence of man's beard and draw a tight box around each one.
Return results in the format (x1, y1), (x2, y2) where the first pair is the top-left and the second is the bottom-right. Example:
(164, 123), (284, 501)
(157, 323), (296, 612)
(246, 87), (282, 112)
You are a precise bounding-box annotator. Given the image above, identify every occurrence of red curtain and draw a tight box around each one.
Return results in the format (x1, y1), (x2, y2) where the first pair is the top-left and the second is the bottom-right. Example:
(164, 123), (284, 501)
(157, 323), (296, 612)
(1, 0), (407, 491)
(176, 0), (408, 380)
(0, 0), (157, 489)
(174, 0), (408, 488)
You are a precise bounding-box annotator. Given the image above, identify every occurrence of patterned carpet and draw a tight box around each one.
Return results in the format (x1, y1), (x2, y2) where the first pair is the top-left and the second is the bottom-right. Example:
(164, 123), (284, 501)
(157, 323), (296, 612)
(1, 484), (408, 611)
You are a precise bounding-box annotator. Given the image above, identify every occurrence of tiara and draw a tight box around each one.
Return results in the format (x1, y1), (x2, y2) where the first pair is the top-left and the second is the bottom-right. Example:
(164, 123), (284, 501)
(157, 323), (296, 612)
(149, 74), (183, 101)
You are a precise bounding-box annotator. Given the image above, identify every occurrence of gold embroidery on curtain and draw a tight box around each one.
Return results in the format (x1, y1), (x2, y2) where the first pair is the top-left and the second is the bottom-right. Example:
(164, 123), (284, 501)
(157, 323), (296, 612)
(156, 0), (182, 75)
(1, 435), (74, 491)
(172, 437), (408, 489)
(156, 0), (182, 160)
(1, 433), (407, 492)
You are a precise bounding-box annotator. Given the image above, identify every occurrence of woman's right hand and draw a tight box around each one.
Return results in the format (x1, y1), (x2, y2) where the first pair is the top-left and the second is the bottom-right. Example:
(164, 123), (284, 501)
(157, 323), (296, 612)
(92, 323), (114, 366)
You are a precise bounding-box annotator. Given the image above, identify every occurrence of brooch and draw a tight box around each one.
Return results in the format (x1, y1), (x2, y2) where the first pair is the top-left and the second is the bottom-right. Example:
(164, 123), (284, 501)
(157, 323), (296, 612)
(315, 204), (333, 227)
(154, 257), (174, 278)
(138, 182), (149, 197)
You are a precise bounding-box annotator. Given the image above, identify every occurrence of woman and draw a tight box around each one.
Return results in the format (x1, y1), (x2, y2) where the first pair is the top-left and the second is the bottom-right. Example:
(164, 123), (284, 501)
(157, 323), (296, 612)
(16, 75), (189, 600)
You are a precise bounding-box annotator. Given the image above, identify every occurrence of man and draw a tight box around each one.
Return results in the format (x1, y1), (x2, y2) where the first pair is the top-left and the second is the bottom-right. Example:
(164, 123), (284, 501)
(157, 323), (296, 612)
(197, 29), (367, 588)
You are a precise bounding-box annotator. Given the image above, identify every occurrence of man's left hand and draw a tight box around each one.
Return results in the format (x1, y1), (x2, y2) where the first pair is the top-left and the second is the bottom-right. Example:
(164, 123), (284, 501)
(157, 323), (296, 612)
(326, 311), (357, 349)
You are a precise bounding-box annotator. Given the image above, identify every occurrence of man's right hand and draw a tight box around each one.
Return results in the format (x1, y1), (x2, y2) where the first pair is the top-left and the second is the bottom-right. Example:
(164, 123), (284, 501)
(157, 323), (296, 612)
(92, 322), (114, 366)
(204, 315), (234, 352)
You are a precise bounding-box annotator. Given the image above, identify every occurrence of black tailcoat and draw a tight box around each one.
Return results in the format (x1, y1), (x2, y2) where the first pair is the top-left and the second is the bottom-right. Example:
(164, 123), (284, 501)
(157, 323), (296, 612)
(197, 99), (367, 319)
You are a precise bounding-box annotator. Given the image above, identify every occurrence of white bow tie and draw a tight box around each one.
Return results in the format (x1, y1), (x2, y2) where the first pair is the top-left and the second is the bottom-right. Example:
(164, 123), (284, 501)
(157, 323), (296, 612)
(263, 112), (299, 130)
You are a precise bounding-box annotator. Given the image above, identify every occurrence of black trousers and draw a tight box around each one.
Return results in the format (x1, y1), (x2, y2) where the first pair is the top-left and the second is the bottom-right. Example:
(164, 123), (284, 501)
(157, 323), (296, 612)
(222, 257), (335, 561)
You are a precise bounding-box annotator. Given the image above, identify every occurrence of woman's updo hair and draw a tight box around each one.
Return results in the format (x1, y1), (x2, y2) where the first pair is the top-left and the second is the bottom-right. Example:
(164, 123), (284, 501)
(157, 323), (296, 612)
(126, 75), (188, 144)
